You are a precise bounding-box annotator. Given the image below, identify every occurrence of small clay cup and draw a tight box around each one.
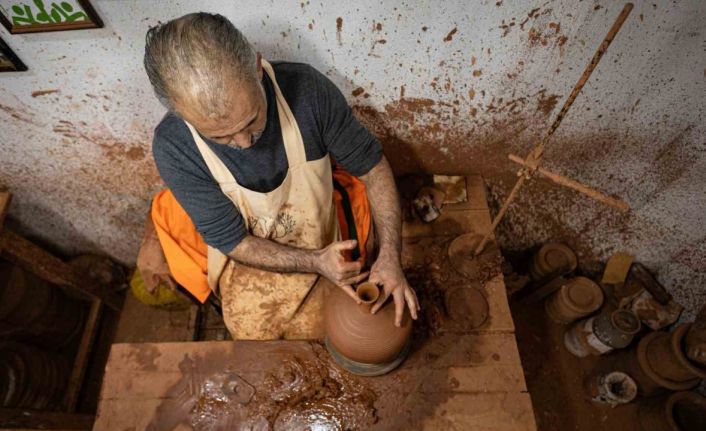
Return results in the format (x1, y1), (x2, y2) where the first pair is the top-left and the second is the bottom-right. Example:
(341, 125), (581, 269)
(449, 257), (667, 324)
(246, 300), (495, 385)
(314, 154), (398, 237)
(325, 282), (413, 370)
(638, 391), (706, 431)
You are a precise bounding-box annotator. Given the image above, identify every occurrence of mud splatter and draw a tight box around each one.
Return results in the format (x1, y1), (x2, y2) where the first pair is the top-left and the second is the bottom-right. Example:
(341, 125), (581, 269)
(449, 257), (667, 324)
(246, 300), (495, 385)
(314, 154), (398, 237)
(31, 89), (60, 98)
(536, 91), (560, 116)
(443, 27), (458, 42)
(352, 87), (365, 97)
(335, 16), (343, 45)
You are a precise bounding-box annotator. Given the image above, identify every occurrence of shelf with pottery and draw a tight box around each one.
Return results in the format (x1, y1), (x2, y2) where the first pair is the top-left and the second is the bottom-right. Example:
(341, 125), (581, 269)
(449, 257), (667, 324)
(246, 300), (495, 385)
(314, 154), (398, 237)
(0, 191), (106, 430)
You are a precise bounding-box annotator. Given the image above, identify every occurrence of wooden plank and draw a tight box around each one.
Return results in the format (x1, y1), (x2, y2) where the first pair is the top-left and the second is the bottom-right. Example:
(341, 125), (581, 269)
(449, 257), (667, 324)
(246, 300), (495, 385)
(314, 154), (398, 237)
(0, 408), (93, 430)
(95, 336), (532, 430)
(0, 230), (121, 311)
(0, 191), (11, 231)
(63, 299), (102, 412)
(418, 393), (537, 431)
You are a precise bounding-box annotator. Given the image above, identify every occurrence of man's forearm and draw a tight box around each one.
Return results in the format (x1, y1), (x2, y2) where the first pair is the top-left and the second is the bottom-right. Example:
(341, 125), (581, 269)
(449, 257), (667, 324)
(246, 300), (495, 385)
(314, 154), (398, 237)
(228, 235), (318, 273)
(361, 156), (402, 259)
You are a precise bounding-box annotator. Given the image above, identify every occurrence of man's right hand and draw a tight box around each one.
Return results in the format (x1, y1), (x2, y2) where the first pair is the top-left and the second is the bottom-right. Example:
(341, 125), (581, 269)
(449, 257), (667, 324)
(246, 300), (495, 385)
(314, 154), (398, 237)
(314, 239), (368, 303)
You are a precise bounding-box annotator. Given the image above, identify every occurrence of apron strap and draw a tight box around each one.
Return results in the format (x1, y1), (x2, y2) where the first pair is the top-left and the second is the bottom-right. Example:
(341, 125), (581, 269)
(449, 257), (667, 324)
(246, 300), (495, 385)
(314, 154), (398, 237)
(261, 60), (307, 167)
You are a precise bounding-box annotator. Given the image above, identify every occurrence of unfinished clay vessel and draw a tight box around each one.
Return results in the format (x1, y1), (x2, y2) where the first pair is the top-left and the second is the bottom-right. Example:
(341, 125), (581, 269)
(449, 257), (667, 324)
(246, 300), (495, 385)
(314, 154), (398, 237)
(324, 282), (412, 376)
(642, 324), (706, 385)
(545, 276), (604, 324)
(529, 243), (578, 280)
(638, 391), (706, 431)
(615, 323), (706, 395)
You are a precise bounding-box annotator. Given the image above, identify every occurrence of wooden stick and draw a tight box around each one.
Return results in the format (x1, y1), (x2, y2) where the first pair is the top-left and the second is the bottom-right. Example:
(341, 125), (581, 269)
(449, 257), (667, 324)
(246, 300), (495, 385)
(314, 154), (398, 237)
(531, 2), (635, 161)
(474, 3), (634, 255)
(508, 154), (630, 212)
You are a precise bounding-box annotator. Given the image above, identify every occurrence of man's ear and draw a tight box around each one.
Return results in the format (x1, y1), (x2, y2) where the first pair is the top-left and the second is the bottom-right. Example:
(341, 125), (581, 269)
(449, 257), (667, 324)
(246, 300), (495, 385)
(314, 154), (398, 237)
(256, 52), (263, 79)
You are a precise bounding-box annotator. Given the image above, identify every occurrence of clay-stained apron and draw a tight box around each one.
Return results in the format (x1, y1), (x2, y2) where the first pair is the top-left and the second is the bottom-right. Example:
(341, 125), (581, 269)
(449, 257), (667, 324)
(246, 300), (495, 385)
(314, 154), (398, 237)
(183, 60), (339, 339)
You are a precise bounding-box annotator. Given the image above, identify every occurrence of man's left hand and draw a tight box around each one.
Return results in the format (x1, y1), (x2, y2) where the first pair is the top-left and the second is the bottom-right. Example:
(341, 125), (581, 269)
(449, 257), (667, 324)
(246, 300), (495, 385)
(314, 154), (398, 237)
(369, 254), (420, 327)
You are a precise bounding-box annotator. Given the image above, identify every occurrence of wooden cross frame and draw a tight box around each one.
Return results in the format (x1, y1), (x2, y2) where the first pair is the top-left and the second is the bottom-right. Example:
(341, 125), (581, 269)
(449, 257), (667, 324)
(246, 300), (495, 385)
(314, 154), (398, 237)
(474, 3), (634, 255)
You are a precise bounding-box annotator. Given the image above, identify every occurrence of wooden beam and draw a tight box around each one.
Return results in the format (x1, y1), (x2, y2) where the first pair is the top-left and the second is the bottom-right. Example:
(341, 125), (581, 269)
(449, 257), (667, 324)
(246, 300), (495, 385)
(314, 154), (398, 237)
(64, 299), (103, 412)
(508, 153), (630, 212)
(0, 229), (121, 311)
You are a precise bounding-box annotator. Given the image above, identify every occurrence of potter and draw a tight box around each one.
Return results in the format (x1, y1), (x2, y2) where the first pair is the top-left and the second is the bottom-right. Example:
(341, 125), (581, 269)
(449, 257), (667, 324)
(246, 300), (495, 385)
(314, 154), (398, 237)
(138, 12), (420, 339)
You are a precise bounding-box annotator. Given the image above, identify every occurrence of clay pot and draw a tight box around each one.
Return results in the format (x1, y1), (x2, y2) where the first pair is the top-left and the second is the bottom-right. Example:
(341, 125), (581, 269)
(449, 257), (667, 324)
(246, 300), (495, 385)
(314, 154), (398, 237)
(0, 341), (70, 410)
(638, 391), (706, 431)
(545, 276), (604, 324)
(529, 243), (577, 280)
(584, 371), (637, 407)
(643, 324), (706, 385)
(324, 282), (412, 376)
(0, 262), (85, 349)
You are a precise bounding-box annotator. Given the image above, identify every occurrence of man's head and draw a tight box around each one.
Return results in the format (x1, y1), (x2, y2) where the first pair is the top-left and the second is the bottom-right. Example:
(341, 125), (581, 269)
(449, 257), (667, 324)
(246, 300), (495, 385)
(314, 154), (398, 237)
(144, 13), (266, 149)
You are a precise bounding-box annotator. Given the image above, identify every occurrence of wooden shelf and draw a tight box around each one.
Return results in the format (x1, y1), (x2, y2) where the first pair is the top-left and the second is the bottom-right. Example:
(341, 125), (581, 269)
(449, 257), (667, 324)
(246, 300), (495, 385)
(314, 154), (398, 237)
(0, 191), (110, 430)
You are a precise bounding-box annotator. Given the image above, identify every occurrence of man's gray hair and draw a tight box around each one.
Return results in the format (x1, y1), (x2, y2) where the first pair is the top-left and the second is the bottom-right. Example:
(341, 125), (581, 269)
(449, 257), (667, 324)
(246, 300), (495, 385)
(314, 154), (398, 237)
(144, 13), (258, 115)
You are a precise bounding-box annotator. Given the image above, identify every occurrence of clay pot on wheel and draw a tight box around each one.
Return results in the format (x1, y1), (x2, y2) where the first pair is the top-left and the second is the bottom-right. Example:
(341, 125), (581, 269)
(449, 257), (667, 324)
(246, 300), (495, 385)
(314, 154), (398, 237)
(324, 282), (412, 376)
(638, 391), (706, 431)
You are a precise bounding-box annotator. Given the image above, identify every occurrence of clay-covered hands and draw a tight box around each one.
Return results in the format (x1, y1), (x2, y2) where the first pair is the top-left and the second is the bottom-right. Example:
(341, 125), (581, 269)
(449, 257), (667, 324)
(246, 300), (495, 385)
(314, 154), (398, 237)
(313, 239), (369, 303)
(369, 253), (420, 327)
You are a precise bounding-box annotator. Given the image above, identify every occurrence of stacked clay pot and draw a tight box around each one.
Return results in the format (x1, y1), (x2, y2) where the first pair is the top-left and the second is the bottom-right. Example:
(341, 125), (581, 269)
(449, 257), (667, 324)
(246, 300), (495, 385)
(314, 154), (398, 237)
(638, 391), (706, 431)
(324, 282), (412, 373)
(0, 342), (70, 410)
(529, 243), (578, 280)
(617, 323), (706, 395)
(0, 262), (85, 349)
(545, 276), (604, 324)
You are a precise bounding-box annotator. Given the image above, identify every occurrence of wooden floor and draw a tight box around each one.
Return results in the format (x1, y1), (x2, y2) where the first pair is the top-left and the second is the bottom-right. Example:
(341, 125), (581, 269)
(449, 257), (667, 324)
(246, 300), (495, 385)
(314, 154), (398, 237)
(94, 175), (537, 430)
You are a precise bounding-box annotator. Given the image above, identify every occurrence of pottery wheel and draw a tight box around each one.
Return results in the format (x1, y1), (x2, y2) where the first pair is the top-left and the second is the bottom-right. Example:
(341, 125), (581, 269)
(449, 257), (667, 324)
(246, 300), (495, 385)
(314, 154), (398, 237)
(448, 233), (501, 281)
(444, 285), (489, 330)
(325, 337), (412, 377)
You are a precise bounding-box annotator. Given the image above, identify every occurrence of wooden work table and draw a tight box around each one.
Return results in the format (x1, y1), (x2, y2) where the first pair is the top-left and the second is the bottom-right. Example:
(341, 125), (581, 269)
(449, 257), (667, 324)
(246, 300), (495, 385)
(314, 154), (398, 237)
(94, 175), (537, 430)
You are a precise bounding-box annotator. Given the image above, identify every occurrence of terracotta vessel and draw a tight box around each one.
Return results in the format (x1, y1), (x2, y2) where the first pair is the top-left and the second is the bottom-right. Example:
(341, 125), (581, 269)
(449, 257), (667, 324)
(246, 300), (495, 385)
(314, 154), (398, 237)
(545, 276), (604, 324)
(614, 323), (706, 395)
(324, 282), (413, 376)
(584, 371), (637, 407)
(529, 243), (577, 280)
(637, 391), (706, 431)
(642, 324), (706, 384)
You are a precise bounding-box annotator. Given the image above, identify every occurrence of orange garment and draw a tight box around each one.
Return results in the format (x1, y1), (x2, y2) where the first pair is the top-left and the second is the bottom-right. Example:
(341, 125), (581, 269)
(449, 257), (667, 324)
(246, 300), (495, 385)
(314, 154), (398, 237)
(151, 189), (209, 303)
(151, 169), (370, 303)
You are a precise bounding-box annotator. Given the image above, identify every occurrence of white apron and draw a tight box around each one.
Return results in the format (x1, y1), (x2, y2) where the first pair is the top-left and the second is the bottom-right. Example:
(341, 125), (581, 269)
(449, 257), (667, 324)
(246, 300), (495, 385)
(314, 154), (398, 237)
(184, 60), (339, 338)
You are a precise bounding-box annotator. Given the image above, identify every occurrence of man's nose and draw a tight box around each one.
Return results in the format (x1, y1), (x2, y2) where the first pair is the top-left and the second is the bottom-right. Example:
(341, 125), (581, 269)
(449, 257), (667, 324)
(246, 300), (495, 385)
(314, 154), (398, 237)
(231, 132), (252, 149)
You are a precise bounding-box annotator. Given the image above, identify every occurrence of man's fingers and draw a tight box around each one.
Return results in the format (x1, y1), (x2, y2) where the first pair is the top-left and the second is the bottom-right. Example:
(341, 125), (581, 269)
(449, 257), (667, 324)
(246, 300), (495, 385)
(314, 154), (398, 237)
(339, 260), (363, 273)
(404, 288), (419, 320)
(339, 271), (370, 286)
(393, 290), (405, 327)
(370, 290), (390, 315)
(340, 284), (361, 304)
(332, 239), (358, 252)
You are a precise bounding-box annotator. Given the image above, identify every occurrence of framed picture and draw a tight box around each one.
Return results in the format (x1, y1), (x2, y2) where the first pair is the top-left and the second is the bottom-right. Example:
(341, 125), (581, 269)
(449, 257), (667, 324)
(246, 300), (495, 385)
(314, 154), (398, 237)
(0, 36), (26, 71)
(0, 0), (102, 34)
